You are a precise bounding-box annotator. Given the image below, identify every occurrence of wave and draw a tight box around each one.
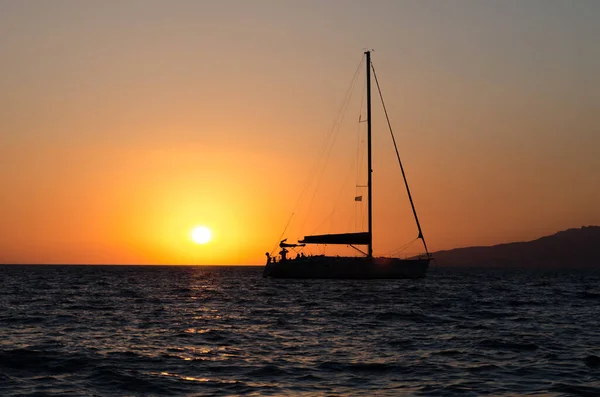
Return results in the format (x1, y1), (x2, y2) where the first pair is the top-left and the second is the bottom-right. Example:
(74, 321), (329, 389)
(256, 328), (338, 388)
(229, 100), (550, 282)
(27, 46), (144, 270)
(477, 339), (539, 352)
(550, 382), (600, 396)
(0, 348), (93, 376)
(3, 265), (600, 396)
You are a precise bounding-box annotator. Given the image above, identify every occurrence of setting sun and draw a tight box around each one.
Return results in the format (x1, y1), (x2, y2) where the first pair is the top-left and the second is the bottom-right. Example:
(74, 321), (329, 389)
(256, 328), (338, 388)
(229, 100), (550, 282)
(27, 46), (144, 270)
(191, 226), (212, 244)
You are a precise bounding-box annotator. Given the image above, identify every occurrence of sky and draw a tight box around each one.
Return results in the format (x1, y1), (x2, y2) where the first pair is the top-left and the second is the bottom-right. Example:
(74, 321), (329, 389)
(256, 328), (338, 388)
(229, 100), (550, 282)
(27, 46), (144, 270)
(1, 0), (599, 265)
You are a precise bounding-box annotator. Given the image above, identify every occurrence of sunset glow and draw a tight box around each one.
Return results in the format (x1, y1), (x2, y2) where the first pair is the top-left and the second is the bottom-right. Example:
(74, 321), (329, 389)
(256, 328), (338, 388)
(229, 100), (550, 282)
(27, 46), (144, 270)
(1, 2), (599, 265)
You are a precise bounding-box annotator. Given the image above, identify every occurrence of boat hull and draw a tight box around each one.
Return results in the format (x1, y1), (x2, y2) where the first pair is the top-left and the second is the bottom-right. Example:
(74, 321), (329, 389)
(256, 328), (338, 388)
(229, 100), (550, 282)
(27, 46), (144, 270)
(263, 256), (429, 279)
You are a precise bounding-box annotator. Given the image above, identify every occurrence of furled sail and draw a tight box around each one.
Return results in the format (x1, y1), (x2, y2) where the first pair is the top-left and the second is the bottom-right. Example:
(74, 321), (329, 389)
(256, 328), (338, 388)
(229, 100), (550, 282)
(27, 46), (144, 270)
(299, 232), (370, 245)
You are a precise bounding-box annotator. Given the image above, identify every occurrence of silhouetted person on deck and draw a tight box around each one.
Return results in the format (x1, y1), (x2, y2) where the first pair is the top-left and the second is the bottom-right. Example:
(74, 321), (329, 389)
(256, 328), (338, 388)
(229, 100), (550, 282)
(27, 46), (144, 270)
(279, 248), (288, 261)
(265, 252), (271, 264)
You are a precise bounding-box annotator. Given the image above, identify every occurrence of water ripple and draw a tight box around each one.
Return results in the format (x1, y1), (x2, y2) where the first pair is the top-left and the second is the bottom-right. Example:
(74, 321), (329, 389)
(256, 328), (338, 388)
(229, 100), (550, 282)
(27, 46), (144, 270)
(1, 265), (600, 396)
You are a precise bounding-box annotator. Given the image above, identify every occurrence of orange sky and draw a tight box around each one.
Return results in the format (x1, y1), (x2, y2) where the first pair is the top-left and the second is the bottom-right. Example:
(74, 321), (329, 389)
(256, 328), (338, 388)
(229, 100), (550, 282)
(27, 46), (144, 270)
(1, 1), (599, 264)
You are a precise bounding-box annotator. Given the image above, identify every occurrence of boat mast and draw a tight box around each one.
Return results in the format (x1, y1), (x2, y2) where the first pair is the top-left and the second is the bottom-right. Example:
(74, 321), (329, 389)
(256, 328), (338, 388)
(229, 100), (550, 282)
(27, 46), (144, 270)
(366, 50), (373, 258)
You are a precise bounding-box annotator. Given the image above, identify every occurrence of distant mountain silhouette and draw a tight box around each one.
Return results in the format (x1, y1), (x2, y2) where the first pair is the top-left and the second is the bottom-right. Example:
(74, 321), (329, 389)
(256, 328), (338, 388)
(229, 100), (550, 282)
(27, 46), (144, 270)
(433, 226), (600, 269)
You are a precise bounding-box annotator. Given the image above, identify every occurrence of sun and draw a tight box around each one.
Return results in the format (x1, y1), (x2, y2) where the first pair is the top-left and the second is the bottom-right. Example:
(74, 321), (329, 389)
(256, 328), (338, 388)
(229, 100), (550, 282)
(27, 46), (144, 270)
(191, 226), (212, 244)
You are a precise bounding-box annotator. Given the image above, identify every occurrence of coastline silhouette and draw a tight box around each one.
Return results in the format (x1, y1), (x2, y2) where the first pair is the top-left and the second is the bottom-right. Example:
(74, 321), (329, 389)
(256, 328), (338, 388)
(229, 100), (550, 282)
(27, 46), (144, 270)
(433, 226), (600, 269)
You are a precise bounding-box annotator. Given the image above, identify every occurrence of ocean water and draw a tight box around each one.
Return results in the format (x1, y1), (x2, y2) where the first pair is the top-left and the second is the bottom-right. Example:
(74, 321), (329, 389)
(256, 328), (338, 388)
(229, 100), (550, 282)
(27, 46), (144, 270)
(1, 265), (600, 396)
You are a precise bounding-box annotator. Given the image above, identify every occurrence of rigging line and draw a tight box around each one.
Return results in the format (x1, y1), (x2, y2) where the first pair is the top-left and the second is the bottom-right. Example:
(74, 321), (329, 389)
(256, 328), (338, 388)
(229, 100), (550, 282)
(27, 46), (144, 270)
(353, 74), (367, 232)
(356, 72), (367, 185)
(298, 55), (365, 235)
(355, 118), (360, 232)
(357, 77), (368, 233)
(270, 213), (295, 256)
(295, 55), (364, 207)
(386, 237), (418, 257)
(299, 55), (363, 217)
(370, 63), (430, 255)
(355, 108), (367, 187)
(279, 53), (364, 247)
(356, 117), (367, 230)
(317, 54), (364, 166)
(300, 82), (357, 234)
(311, 154), (358, 235)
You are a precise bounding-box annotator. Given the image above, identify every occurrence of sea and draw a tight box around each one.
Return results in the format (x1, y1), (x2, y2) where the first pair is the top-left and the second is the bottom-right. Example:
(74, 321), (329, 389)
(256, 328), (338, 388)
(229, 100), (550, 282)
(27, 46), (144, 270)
(1, 265), (600, 396)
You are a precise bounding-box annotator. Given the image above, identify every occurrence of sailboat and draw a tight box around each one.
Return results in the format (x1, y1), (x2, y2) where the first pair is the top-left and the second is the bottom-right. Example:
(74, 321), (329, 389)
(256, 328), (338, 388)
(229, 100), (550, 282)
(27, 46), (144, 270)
(263, 51), (431, 279)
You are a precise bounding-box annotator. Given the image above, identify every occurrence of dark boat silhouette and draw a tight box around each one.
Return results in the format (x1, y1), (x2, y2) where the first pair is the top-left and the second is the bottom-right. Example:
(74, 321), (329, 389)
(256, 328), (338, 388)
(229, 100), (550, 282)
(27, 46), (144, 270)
(264, 51), (431, 279)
